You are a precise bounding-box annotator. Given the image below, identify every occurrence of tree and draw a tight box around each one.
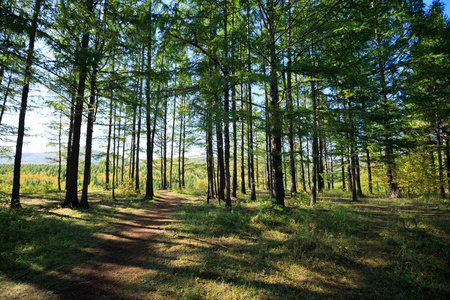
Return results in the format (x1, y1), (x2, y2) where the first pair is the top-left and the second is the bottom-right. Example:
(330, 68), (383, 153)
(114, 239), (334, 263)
(11, 0), (42, 208)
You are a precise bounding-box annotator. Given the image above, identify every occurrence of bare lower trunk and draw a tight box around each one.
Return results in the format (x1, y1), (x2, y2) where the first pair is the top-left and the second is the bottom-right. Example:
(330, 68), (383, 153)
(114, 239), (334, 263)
(80, 69), (98, 208)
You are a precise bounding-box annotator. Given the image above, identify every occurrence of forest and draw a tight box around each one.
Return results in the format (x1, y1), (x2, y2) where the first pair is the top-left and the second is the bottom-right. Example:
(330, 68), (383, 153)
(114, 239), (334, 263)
(0, 0), (450, 298)
(0, 0), (449, 208)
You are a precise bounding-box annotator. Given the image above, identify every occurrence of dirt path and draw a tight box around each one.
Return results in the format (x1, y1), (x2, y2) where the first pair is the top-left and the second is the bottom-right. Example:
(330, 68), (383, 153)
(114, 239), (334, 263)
(53, 190), (180, 300)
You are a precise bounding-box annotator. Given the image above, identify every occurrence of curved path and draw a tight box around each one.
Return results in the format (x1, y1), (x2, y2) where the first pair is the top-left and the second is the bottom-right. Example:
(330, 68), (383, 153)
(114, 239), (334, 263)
(54, 190), (179, 300)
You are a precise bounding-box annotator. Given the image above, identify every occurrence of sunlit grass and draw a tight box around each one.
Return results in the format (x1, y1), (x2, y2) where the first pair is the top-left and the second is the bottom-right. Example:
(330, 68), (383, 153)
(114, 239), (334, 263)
(149, 189), (450, 299)
(1, 187), (448, 299)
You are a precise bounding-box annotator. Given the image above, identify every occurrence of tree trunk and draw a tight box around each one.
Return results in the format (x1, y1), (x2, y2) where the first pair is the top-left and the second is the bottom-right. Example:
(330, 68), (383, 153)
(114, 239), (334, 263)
(436, 113), (445, 198)
(442, 126), (450, 195)
(11, 0), (42, 208)
(0, 73), (12, 126)
(116, 106), (121, 186)
(267, 2), (284, 206)
(135, 78), (142, 194)
(130, 103), (137, 185)
(65, 96), (74, 191)
(58, 108), (62, 191)
(144, 3), (154, 200)
(121, 119), (126, 185)
(310, 80), (318, 207)
(80, 69), (98, 208)
(105, 94), (113, 190)
(162, 95), (167, 189)
(366, 148), (373, 194)
(181, 100), (186, 188)
(169, 94), (176, 189)
(216, 119), (225, 202)
(356, 153), (364, 197)
(240, 82), (246, 194)
(64, 0), (94, 207)
(286, 7), (296, 196)
(341, 145), (346, 191)
(112, 102), (117, 200)
(231, 7), (237, 199)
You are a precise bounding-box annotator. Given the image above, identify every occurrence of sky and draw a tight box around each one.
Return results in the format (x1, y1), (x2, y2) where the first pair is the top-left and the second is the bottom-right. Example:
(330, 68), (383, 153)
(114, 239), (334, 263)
(1, 0), (449, 155)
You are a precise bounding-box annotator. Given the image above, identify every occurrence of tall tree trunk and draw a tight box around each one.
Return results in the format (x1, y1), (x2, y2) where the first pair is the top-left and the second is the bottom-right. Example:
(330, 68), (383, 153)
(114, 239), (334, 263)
(144, 3), (154, 200)
(341, 144), (346, 191)
(64, 0), (94, 207)
(318, 137), (324, 192)
(310, 80), (318, 207)
(267, 1), (284, 206)
(356, 153), (364, 197)
(58, 108), (62, 191)
(181, 100), (186, 188)
(130, 103), (137, 185)
(116, 106), (121, 186)
(80, 69), (98, 208)
(223, 1), (231, 209)
(11, 0), (42, 208)
(300, 137), (307, 192)
(350, 131), (358, 202)
(105, 94), (113, 190)
(169, 95), (176, 189)
(112, 101), (117, 200)
(286, 9), (296, 196)
(162, 95), (167, 189)
(206, 128), (214, 202)
(231, 6), (237, 198)
(240, 82), (246, 194)
(121, 119), (126, 185)
(347, 144), (352, 191)
(66, 96), (74, 190)
(366, 148), (373, 194)
(246, 2), (255, 201)
(436, 112), (445, 198)
(216, 119), (225, 202)
(135, 47), (144, 194)
(442, 126), (450, 195)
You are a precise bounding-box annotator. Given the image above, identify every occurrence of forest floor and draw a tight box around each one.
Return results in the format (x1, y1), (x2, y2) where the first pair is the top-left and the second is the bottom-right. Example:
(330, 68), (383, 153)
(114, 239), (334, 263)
(1, 189), (449, 299)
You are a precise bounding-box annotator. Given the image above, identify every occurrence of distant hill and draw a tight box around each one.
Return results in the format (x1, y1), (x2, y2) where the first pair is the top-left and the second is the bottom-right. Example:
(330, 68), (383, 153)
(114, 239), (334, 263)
(0, 152), (57, 164)
(0, 151), (102, 164)
(0, 152), (204, 165)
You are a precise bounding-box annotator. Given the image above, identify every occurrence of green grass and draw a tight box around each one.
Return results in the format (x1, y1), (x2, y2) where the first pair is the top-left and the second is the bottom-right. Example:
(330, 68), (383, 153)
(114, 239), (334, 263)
(0, 188), (449, 299)
(0, 189), (155, 298)
(148, 191), (450, 299)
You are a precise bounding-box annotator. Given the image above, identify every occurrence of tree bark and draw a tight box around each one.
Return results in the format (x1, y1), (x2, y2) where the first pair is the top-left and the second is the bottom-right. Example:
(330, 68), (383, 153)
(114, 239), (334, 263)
(11, 0), (42, 208)
(0, 73), (12, 126)
(267, 1), (285, 206)
(310, 80), (318, 207)
(169, 94), (176, 189)
(436, 112), (445, 198)
(80, 69), (98, 208)
(105, 93), (113, 190)
(240, 82), (246, 194)
(64, 0), (94, 207)
(144, 3), (154, 200)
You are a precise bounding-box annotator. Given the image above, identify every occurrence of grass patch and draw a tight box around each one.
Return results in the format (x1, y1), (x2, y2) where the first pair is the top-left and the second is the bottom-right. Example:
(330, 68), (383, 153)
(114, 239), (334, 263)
(147, 190), (450, 299)
(1, 189), (449, 299)
(0, 189), (156, 299)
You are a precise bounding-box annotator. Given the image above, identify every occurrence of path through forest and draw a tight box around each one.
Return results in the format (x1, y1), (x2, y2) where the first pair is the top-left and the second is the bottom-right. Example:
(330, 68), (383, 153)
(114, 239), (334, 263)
(53, 190), (180, 300)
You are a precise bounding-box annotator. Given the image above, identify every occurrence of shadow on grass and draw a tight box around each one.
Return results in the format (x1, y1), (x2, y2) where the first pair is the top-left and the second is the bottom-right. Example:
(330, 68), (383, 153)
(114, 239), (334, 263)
(148, 195), (450, 299)
(1, 190), (449, 299)
(0, 191), (169, 300)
